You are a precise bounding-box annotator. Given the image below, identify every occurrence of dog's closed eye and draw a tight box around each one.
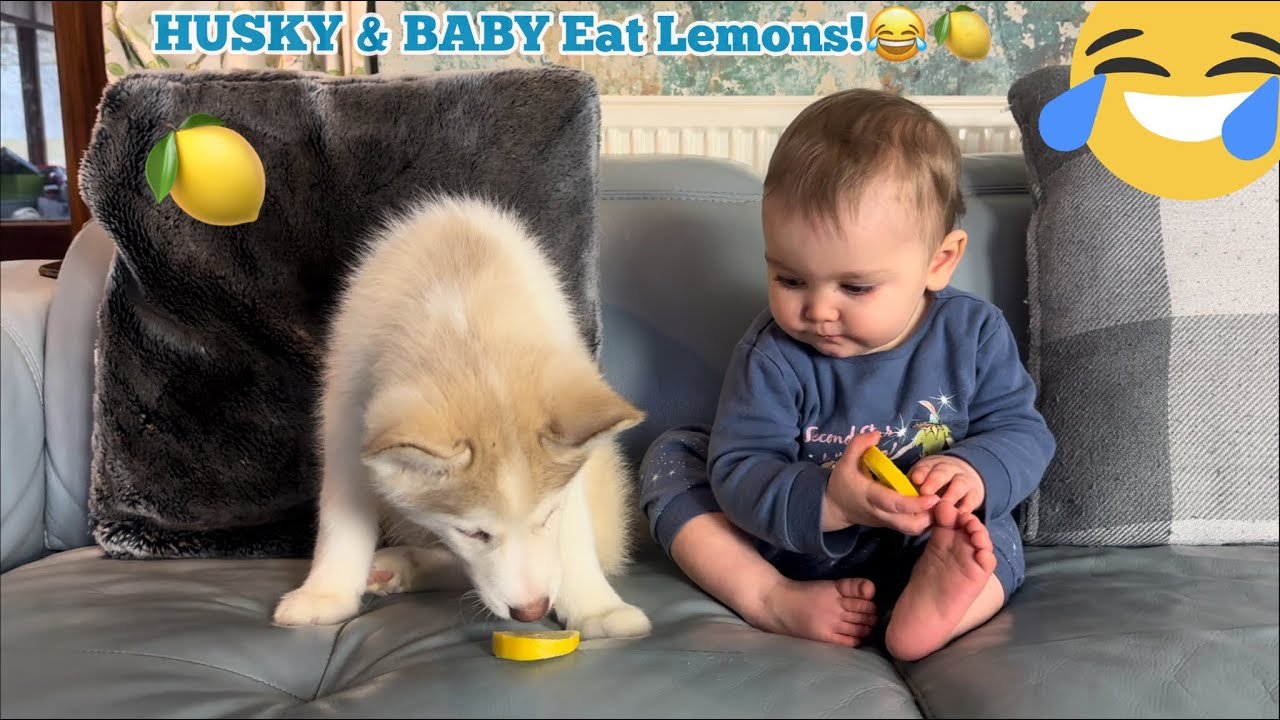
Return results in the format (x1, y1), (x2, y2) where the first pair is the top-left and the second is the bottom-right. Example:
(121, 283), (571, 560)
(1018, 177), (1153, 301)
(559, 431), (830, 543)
(458, 528), (492, 543)
(538, 503), (564, 531)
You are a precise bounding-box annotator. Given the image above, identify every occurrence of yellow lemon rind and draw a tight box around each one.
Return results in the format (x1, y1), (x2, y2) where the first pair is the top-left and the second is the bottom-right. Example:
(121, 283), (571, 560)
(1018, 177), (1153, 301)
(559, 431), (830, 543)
(492, 630), (581, 662)
(168, 125), (266, 227)
(861, 446), (919, 497)
(944, 11), (991, 61)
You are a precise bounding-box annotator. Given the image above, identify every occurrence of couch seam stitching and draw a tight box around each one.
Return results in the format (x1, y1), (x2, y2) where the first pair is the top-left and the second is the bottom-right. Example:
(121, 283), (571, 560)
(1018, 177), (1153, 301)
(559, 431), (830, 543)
(79, 649), (306, 702)
(309, 619), (350, 701)
(0, 318), (50, 555)
(892, 656), (936, 720)
(1, 321), (45, 406)
(817, 682), (921, 718)
(43, 467), (86, 552)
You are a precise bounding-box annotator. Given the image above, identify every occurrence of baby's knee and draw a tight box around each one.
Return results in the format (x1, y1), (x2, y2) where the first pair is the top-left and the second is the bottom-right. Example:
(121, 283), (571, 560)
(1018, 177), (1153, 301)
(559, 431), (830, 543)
(638, 425), (715, 530)
(639, 425), (710, 483)
(649, 485), (722, 559)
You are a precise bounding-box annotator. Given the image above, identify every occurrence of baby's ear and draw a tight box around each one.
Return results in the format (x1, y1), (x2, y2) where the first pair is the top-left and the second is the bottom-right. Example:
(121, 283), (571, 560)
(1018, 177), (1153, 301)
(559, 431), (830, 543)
(542, 374), (645, 453)
(926, 228), (968, 291)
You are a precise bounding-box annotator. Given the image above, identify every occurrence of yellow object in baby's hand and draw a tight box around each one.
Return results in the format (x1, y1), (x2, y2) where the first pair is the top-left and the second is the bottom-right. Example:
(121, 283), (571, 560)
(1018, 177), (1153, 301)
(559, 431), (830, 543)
(861, 446), (920, 497)
(492, 629), (581, 661)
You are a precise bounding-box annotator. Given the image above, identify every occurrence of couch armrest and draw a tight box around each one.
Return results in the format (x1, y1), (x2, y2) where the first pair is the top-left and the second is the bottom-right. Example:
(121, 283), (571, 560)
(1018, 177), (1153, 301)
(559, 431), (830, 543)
(1, 260), (55, 572)
(42, 221), (114, 552)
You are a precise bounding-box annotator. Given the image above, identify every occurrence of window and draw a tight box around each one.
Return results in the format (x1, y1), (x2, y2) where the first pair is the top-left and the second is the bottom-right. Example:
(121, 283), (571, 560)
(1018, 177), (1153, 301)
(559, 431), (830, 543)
(1, 1), (106, 261)
(2, 2), (68, 222)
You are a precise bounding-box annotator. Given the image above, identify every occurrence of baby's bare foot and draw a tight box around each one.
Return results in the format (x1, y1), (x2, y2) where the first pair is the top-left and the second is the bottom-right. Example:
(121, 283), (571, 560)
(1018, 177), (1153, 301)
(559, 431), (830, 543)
(885, 512), (996, 661)
(749, 576), (878, 648)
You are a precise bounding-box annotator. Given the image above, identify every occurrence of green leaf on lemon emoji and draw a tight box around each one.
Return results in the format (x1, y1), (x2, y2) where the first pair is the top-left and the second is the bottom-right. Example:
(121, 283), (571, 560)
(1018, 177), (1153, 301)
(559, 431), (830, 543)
(144, 112), (266, 226)
(145, 130), (178, 203)
(177, 112), (225, 131)
(933, 12), (951, 45)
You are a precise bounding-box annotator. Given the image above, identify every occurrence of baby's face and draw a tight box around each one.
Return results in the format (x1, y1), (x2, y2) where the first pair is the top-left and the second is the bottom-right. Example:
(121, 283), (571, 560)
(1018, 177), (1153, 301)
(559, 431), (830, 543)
(763, 183), (953, 359)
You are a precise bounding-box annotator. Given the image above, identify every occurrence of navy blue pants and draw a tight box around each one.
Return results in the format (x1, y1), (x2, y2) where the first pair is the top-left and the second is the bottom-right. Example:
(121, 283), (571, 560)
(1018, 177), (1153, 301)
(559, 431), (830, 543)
(639, 425), (1026, 609)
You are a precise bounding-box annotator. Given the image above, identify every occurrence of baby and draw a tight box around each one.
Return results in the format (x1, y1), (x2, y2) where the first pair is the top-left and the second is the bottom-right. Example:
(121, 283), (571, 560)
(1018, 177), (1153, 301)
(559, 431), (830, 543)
(639, 89), (1056, 661)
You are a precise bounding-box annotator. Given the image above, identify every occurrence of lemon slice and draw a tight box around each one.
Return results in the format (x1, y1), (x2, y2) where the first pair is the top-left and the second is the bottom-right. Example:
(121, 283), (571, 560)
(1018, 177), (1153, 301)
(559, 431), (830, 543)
(492, 630), (581, 661)
(861, 446), (919, 497)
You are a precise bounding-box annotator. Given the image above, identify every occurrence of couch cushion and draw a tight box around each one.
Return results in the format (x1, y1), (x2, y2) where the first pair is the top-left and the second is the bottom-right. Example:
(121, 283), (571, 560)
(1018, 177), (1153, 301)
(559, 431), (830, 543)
(598, 156), (768, 469)
(950, 153), (1034, 361)
(0, 548), (921, 718)
(43, 221), (116, 553)
(0, 261), (54, 572)
(1009, 65), (1280, 546)
(903, 543), (1279, 719)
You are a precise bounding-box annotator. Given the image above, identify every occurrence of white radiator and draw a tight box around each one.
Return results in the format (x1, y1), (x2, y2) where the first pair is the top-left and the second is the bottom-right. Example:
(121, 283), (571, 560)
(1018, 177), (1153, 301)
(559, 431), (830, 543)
(599, 95), (1021, 175)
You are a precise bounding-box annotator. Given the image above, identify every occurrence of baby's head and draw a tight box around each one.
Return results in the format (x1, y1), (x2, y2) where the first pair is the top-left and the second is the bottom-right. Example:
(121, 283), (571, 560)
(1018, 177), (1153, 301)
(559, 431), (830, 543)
(762, 89), (967, 359)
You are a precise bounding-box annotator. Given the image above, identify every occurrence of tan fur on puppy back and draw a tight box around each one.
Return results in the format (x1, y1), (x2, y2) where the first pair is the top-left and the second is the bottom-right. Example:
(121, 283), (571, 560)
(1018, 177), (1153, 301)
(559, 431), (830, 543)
(336, 194), (584, 389)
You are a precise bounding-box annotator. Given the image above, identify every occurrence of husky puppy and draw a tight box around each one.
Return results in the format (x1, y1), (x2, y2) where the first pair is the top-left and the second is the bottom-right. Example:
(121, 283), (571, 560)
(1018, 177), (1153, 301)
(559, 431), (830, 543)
(272, 195), (652, 639)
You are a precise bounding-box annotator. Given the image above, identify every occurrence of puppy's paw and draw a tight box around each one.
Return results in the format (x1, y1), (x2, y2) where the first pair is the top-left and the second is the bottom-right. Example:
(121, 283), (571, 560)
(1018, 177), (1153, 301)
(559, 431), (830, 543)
(569, 603), (652, 640)
(272, 587), (361, 626)
(366, 546), (415, 596)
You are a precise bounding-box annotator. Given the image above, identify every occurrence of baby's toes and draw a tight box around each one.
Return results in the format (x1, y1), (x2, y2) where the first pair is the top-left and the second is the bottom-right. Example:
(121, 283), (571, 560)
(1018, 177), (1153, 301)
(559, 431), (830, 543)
(844, 608), (879, 630)
(836, 620), (874, 641)
(827, 629), (861, 648)
(962, 515), (994, 550)
(975, 548), (998, 574)
(839, 595), (877, 616)
(835, 577), (875, 600)
(933, 501), (960, 528)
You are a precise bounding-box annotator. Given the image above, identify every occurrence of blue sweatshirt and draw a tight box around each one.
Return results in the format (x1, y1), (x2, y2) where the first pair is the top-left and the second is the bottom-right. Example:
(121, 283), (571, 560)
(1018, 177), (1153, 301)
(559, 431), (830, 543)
(706, 286), (1056, 558)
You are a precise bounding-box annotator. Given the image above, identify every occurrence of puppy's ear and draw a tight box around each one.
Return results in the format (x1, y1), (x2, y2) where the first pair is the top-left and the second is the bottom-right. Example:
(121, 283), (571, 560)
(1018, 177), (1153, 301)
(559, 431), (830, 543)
(543, 375), (645, 453)
(362, 435), (472, 477)
(361, 383), (469, 477)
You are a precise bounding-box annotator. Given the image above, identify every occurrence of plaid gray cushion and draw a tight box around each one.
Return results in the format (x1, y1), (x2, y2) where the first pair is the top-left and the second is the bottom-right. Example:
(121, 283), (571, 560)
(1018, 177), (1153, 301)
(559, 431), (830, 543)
(1010, 66), (1279, 546)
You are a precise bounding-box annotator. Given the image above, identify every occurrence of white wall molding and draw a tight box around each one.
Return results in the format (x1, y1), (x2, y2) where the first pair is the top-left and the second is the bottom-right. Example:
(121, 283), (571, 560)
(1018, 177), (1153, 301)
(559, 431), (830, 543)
(599, 95), (1021, 174)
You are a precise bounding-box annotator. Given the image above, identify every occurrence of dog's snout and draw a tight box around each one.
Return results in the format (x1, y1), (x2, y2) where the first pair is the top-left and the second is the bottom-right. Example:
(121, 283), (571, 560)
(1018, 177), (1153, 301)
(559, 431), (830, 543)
(509, 597), (550, 623)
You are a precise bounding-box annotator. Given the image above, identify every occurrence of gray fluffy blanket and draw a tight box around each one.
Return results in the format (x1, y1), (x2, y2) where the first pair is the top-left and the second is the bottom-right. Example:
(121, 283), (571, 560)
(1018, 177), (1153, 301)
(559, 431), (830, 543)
(79, 67), (603, 559)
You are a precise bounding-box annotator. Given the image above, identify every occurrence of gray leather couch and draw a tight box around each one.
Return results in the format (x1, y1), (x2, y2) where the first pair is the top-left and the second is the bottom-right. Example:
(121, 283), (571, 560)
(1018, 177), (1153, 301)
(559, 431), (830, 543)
(2, 154), (1277, 718)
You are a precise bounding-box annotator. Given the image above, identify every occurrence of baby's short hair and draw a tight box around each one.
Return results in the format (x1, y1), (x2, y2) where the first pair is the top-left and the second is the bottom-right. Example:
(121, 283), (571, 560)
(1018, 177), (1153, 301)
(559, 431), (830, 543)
(764, 89), (965, 243)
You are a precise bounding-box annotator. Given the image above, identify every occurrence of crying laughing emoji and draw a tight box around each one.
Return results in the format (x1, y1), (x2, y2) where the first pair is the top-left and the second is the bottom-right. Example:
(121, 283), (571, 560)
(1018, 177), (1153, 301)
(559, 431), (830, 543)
(869, 6), (928, 62)
(1040, 1), (1280, 200)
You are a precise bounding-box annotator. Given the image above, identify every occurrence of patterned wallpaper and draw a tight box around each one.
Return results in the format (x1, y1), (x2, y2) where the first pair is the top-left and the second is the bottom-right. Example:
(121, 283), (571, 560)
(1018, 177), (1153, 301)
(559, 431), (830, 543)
(103, 1), (362, 77)
(107, 1), (1092, 96)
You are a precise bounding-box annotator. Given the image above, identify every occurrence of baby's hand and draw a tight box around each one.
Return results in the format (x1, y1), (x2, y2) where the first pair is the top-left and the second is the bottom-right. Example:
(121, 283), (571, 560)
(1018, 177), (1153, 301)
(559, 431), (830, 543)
(909, 455), (985, 518)
(824, 432), (939, 536)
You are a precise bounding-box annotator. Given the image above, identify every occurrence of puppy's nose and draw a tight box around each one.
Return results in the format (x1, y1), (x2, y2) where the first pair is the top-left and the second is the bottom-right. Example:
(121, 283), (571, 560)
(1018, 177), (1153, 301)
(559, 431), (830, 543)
(509, 597), (550, 623)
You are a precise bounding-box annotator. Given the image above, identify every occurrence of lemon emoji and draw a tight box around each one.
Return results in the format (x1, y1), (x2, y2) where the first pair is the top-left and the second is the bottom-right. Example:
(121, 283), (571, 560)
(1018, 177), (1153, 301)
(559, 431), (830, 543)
(146, 113), (265, 226)
(934, 5), (991, 61)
